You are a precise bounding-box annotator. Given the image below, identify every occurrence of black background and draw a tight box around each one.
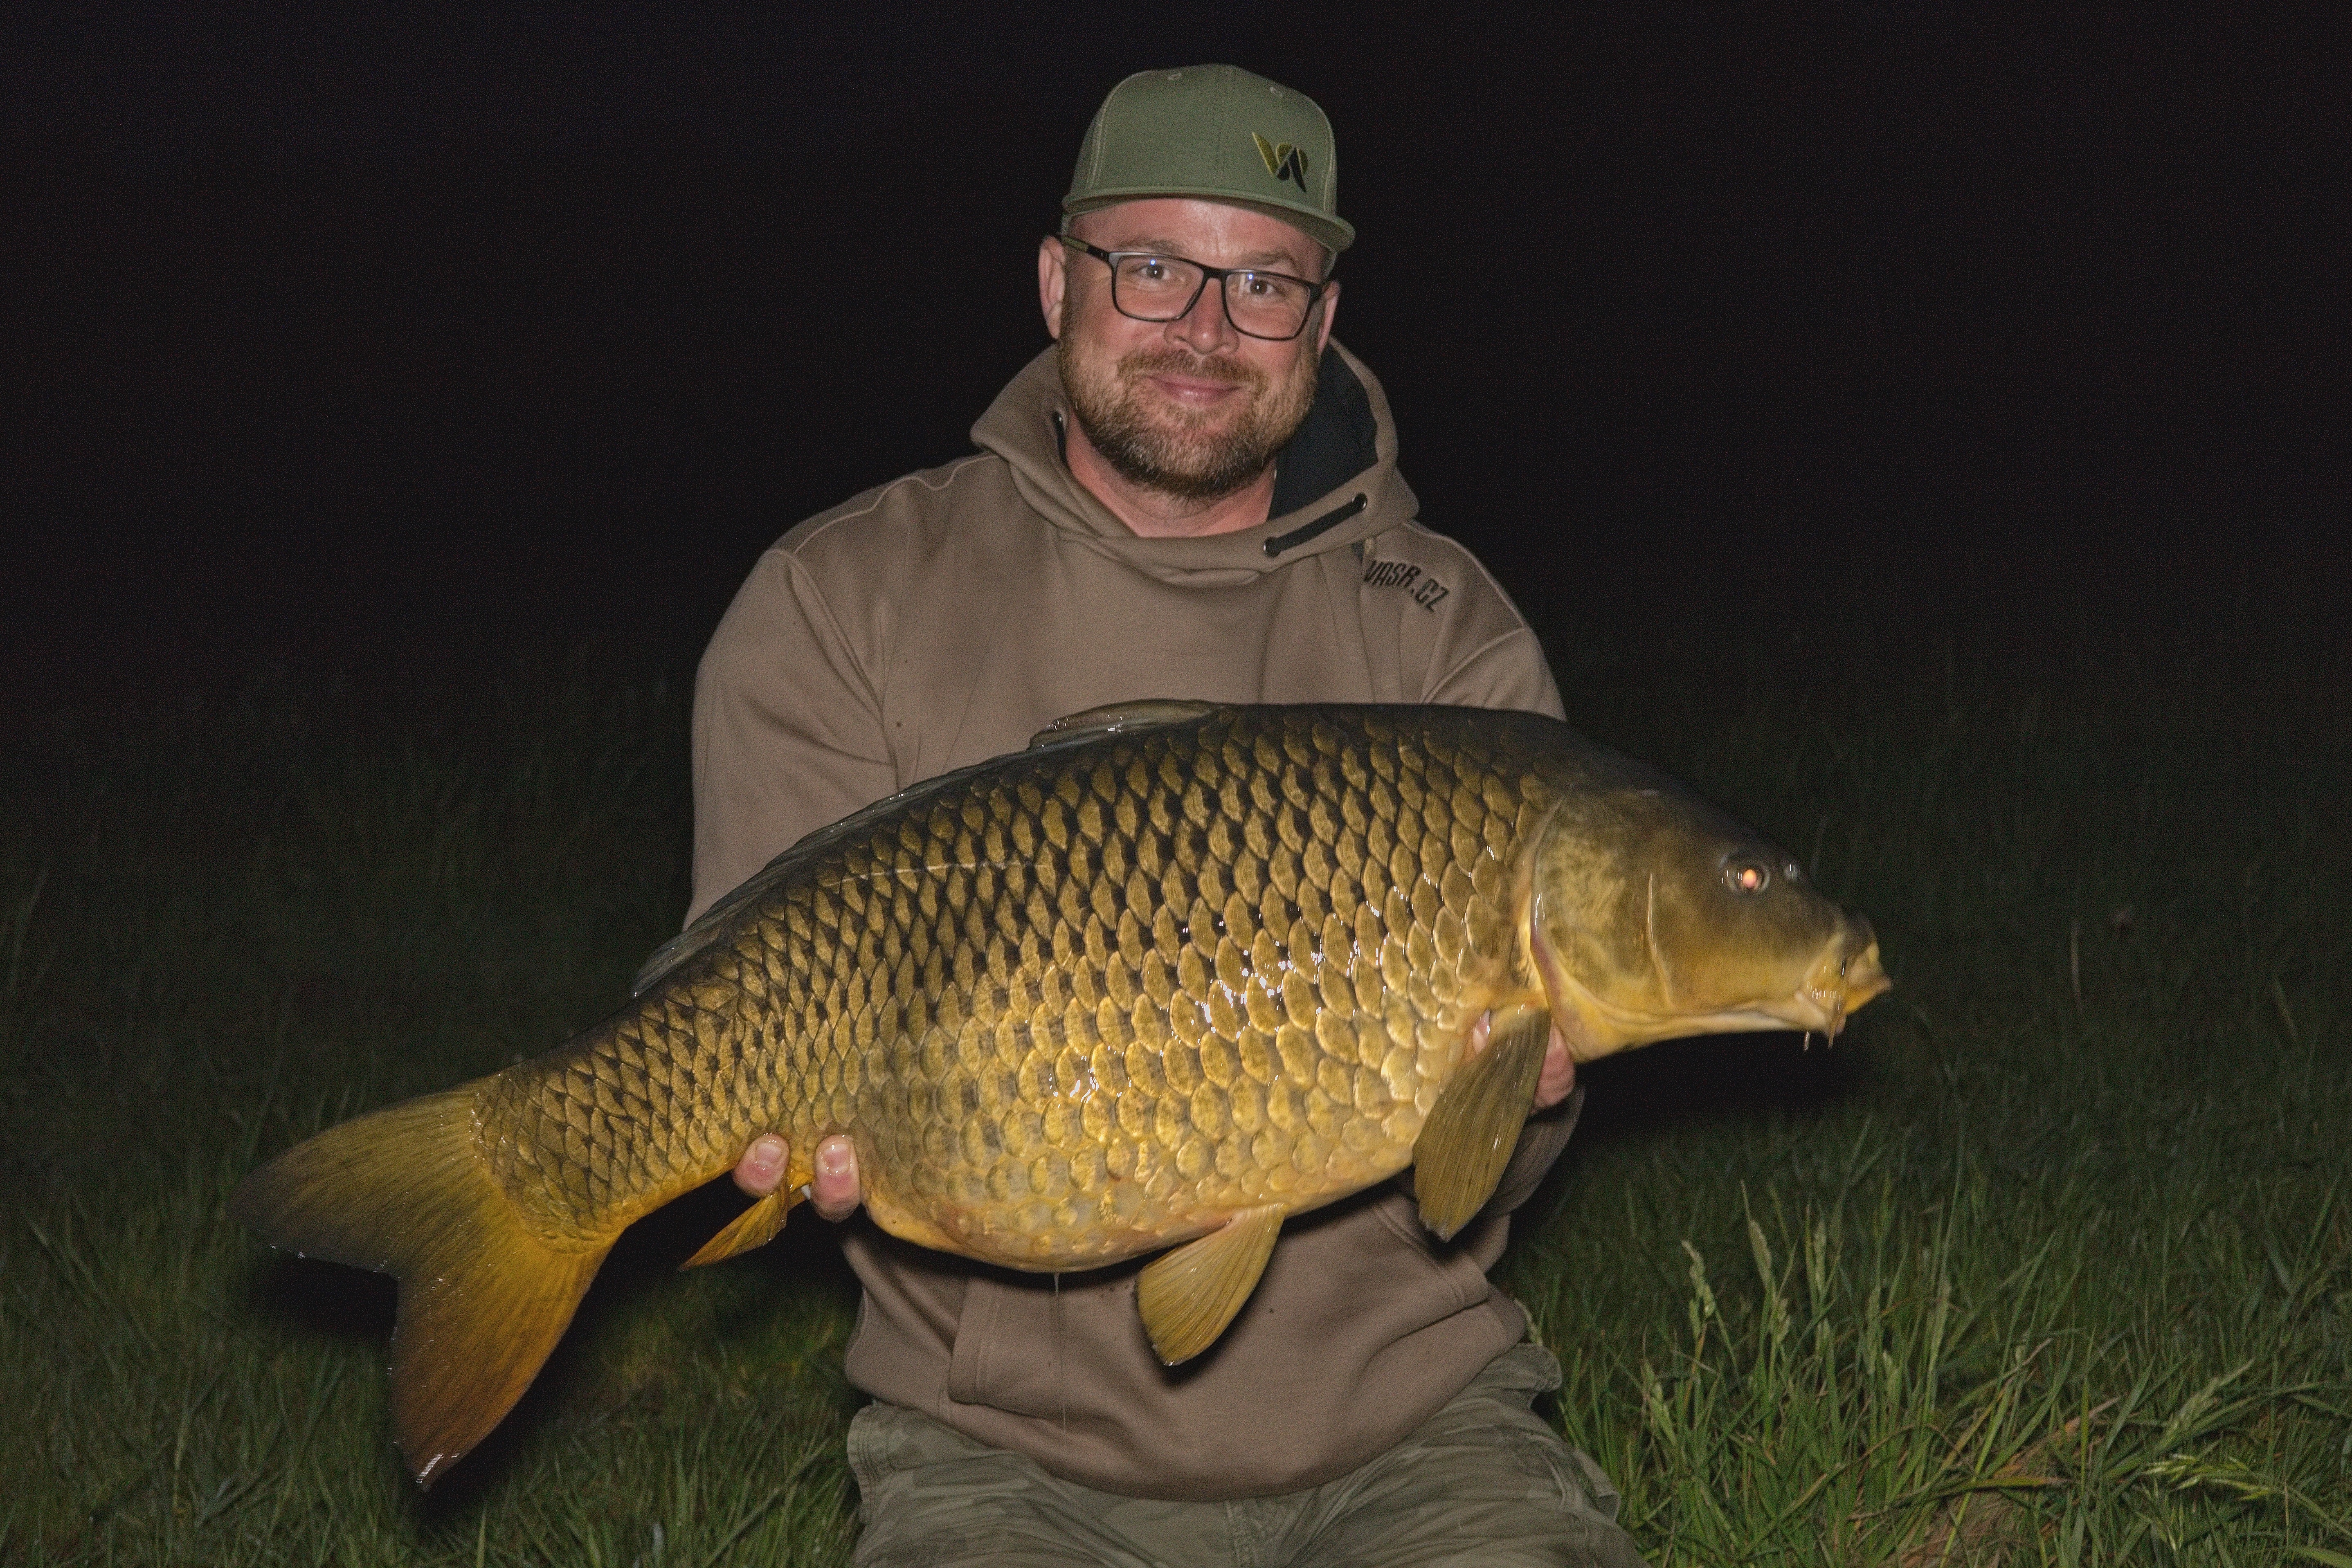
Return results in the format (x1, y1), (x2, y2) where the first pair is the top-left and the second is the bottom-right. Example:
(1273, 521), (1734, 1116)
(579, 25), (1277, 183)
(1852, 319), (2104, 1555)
(4, 6), (2340, 715)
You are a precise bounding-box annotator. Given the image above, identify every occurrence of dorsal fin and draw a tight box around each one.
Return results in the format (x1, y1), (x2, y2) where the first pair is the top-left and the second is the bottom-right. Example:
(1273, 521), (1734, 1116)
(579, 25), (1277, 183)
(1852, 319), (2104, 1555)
(633, 751), (1031, 995)
(1026, 700), (1220, 751)
(636, 701), (1223, 997)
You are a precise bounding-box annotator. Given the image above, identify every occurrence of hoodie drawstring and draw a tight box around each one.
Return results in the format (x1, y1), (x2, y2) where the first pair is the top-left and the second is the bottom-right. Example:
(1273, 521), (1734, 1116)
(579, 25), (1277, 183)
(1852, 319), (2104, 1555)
(1264, 493), (1367, 559)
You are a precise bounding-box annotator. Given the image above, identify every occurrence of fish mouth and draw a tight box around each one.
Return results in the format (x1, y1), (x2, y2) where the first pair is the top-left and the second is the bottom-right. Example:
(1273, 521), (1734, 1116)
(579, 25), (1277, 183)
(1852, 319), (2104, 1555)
(1771, 918), (1891, 1040)
(1531, 906), (1892, 1057)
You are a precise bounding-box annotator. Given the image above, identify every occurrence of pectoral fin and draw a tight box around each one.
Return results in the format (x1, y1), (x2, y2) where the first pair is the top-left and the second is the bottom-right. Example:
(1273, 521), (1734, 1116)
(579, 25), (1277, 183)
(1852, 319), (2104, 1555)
(1412, 1007), (1551, 1241)
(1136, 1204), (1286, 1365)
(681, 1185), (797, 1269)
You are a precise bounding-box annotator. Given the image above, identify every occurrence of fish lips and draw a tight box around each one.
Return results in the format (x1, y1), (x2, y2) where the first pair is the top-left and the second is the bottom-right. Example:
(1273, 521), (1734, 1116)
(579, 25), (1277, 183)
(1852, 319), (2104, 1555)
(1781, 918), (1891, 1040)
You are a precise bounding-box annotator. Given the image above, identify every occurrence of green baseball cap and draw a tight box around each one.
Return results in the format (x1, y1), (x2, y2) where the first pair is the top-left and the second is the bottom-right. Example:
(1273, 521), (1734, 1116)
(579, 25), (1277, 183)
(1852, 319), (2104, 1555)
(1062, 64), (1355, 255)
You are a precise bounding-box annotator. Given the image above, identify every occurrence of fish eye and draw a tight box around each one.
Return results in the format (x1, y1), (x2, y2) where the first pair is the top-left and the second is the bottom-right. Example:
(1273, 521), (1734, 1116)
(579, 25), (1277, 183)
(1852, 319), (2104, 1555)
(1725, 860), (1771, 895)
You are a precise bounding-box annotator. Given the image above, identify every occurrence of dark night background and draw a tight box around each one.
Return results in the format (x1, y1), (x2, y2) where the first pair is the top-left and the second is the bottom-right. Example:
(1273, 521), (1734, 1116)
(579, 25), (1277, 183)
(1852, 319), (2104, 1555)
(2, 6), (2341, 718)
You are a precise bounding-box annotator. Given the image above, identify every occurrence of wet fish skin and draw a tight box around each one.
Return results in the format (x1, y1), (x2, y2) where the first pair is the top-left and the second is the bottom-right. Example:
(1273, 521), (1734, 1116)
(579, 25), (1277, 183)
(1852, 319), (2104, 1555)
(489, 704), (1555, 1270)
(233, 702), (1888, 1484)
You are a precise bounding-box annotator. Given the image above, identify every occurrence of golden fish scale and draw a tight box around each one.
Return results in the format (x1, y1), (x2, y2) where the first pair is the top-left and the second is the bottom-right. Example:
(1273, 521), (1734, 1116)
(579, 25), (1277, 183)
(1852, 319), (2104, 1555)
(476, 710), (1554, 1268)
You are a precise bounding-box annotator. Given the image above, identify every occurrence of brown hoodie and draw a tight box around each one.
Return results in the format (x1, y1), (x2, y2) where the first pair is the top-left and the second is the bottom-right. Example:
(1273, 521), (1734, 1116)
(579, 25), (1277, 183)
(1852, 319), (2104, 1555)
(691, 341), (1576, 1501)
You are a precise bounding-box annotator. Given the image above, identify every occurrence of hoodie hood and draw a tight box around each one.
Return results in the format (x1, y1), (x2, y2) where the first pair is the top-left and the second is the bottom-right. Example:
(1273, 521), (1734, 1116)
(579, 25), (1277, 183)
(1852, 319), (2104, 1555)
(971, 340), (1418, 587)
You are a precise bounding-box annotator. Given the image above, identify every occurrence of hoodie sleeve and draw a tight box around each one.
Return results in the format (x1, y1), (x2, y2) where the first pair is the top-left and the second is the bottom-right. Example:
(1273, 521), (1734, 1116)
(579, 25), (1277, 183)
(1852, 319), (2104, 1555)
(1425, 624), (1565, 720)
(688, 545), (899, 926)
(1409, 535), (1566, 721)
(1480, 1086), (1583, 1218)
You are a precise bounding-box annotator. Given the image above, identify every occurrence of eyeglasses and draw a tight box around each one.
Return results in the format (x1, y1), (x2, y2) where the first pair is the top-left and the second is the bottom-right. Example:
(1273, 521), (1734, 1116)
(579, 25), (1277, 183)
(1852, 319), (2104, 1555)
(1059, 237), (1329, 341)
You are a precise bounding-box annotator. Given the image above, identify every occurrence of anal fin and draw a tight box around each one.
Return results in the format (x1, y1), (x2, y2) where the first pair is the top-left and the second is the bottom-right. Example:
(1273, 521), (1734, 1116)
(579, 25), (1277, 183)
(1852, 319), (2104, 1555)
(1135, 1204), (1285, 1365)
(1412, 1007), (1551, 1241)
(681, 1184), (797, 1269)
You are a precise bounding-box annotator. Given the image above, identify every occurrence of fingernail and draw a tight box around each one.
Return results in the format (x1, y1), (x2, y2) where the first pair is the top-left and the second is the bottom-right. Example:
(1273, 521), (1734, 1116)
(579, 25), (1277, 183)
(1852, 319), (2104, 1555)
(819, 1143), (849, 1177)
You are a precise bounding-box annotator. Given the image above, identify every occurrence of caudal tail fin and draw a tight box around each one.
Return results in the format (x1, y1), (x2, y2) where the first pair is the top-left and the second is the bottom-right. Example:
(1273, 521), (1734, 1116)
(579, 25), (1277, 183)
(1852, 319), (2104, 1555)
(231, 1086), (605, 1486)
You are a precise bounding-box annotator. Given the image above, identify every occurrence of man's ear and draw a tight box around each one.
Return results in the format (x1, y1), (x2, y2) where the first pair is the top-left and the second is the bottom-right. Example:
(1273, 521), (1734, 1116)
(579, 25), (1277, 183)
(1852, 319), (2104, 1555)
(1313, 279), (1340, 356)
(1039, 235), (1068, 341)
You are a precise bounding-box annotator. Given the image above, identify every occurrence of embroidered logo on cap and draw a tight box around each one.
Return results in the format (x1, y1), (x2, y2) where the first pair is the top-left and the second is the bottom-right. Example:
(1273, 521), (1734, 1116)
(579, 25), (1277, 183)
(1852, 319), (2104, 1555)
(1252, 132), (1310, 192)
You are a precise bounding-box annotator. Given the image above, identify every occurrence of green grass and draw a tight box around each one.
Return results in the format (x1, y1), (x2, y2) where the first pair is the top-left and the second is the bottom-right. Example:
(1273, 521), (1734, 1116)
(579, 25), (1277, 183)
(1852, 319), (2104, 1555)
(4, 621), (2345, 1564)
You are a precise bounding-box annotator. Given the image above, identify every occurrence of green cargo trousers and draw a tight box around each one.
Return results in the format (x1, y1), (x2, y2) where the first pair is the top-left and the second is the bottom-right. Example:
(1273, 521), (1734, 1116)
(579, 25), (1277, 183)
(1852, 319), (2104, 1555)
(845, 1341), (1650, 1567)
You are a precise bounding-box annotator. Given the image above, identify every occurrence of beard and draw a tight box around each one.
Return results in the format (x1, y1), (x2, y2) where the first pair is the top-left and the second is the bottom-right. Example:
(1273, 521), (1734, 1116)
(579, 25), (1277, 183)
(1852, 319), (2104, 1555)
(1058, 321), (1321, 504)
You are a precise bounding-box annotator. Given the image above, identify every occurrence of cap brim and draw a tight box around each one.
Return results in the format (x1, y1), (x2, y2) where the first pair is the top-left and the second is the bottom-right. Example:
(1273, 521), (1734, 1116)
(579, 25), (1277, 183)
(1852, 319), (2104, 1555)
(1061, 189), (1355, 256)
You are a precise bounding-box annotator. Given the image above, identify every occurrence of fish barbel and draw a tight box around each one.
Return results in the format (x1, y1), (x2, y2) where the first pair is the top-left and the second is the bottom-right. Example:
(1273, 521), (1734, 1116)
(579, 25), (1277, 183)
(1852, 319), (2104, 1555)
(233, 701), (1888, 1483)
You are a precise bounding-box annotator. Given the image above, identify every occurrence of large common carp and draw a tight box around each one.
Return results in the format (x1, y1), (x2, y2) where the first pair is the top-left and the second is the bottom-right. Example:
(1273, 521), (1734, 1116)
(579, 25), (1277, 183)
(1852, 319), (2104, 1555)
(234, 702), (1888, 1484)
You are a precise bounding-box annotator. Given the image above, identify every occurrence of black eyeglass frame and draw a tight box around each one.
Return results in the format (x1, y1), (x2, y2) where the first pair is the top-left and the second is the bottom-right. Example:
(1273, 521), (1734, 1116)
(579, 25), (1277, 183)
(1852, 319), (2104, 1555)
(1058, 236), (1331, 342)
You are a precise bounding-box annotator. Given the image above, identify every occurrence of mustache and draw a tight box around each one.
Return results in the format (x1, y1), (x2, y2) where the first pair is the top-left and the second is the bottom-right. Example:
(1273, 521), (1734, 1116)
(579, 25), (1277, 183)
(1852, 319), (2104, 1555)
(1117, 348), (1263, 389)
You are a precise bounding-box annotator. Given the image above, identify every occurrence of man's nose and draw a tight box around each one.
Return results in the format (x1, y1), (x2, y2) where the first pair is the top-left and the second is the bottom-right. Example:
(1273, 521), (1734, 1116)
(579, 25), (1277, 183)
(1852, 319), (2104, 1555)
(1169, 280), (1237, 353)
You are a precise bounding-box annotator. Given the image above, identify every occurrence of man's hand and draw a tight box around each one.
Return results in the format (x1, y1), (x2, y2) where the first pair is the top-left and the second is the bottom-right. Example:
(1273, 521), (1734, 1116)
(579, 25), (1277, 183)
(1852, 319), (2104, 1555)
(1534, 1024), (1576, 1110)
(734, 1132), (861, 1220)
(1466, 1009), (1578, 1110)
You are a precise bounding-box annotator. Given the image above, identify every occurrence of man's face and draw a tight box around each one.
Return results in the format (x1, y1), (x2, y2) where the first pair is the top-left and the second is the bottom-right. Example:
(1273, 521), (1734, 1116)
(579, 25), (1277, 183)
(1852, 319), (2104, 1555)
(1041, 199), (1339, 505)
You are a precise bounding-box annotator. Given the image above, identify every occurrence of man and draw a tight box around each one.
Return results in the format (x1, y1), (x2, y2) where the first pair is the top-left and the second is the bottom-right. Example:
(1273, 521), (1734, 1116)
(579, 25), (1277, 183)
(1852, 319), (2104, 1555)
(692, 64), (1648, 1567)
